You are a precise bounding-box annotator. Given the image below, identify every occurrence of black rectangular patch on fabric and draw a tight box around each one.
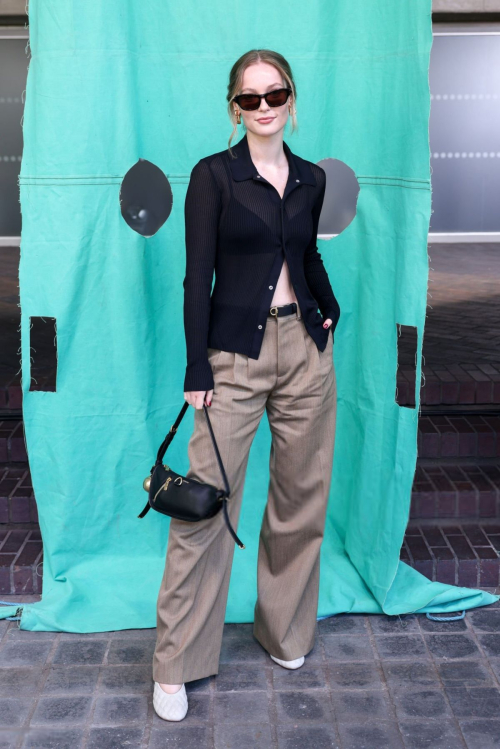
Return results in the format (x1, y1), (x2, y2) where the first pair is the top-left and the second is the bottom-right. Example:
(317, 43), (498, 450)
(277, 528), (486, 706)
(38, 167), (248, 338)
(396, 323), (417, 409)
(29, 316), (57, 392)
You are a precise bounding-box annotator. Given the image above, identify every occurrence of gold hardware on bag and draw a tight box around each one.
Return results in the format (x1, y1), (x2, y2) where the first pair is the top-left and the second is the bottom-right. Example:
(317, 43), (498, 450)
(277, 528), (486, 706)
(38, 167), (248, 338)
(153, 476), (172, 503)
(143, 465), (169, 493)
(270, 306), (278, 316)
(174, 476), (189, 485)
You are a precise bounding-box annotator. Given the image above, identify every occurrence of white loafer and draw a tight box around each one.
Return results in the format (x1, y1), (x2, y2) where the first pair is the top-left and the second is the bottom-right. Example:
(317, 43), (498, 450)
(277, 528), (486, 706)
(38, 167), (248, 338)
(270, 654), (305, 670)
(153, 682), (188, 721)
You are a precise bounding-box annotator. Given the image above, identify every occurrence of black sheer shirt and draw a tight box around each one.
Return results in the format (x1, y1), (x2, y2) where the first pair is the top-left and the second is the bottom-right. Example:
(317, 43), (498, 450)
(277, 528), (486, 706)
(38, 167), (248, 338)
(183, 133), (341, 392)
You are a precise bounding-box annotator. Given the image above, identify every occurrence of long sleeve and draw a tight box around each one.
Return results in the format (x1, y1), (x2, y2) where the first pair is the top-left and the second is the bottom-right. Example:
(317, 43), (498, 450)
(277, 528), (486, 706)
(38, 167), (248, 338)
(183, 159), (221, 392)
(303, 167), (341, 327)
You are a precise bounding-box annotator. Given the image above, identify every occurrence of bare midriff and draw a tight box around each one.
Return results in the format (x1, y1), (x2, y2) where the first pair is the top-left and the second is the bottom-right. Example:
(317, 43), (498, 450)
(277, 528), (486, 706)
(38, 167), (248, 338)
(271, 256), (298, 307)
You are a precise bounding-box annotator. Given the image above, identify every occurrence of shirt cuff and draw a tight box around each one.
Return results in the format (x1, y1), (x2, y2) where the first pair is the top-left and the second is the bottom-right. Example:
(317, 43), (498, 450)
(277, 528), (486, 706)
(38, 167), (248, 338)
(183, 361), (215, 393)
(322, 308), (340, 326)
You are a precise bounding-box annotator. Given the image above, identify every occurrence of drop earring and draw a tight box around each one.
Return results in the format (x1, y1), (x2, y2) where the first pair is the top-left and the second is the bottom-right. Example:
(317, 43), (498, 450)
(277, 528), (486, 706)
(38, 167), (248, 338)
(235, 110), (241, 124)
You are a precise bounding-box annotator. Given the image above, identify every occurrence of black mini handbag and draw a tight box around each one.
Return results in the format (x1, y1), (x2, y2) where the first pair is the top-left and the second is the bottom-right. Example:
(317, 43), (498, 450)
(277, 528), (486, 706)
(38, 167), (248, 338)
(138, 402), (245, 549)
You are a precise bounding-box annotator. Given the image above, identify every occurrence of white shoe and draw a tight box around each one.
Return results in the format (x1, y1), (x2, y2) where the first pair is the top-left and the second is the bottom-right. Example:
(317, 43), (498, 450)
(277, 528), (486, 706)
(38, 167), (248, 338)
(153, 682), (188, 721)
(270, 654), (305, 670)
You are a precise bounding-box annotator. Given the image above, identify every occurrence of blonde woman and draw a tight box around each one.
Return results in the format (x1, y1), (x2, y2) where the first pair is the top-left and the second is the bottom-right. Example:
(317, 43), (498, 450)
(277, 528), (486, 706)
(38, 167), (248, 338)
(152, 49), (340, 721)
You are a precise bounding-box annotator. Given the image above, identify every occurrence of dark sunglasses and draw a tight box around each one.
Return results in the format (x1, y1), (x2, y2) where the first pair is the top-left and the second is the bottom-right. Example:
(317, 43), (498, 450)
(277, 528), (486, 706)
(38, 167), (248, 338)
(232, 87), (292, 112)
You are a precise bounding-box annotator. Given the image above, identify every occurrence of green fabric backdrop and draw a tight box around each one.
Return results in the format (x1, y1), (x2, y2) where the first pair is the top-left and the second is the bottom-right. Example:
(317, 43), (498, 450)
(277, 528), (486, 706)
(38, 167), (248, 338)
(3, 0), (498, 630)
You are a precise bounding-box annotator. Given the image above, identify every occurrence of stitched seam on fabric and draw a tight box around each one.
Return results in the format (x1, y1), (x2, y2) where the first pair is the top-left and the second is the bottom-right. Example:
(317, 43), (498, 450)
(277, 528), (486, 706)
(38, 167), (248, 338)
(357, 175), (431, 191)
(18, 175), (189, 185)
(357, 175), (430, 184)
(360, 183), (430, 191)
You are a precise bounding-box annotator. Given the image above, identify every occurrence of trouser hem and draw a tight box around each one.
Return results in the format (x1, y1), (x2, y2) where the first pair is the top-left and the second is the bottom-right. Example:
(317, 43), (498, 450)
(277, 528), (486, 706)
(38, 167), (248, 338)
(152, 662), (220, 685)
(252, 625), (315, 662)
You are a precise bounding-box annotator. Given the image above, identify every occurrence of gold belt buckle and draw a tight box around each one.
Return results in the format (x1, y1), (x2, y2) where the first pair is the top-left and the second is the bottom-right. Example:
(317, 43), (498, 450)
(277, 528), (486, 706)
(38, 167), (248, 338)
(270, 306), (278, 317)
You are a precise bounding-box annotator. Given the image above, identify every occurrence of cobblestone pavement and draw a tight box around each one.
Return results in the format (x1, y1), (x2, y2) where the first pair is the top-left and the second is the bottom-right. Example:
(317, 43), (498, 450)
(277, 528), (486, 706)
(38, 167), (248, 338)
(0, 592), (499, 748)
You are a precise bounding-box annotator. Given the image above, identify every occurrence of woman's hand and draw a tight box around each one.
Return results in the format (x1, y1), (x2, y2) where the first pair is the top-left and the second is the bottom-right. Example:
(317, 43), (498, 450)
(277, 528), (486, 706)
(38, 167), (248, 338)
(184, 389), (214, 410)
(323, 318), (332, 329)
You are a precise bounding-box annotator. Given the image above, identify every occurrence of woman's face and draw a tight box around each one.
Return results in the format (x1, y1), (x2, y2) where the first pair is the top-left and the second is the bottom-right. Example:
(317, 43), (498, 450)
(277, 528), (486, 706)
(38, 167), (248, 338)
(235, 61), (291, 138)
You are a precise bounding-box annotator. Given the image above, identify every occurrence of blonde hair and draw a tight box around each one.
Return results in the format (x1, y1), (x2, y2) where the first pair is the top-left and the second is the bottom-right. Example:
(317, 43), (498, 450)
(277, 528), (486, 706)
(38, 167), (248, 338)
(226, 49), (298, 157)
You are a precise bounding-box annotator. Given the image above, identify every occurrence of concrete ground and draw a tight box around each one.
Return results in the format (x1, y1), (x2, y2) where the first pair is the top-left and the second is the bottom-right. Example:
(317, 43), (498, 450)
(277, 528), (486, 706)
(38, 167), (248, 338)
(0, 592), (499, 749)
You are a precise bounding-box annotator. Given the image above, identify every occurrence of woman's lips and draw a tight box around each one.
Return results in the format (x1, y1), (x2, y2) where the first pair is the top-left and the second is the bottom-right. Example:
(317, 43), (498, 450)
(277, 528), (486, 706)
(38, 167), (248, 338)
(257, 118), (274, 123)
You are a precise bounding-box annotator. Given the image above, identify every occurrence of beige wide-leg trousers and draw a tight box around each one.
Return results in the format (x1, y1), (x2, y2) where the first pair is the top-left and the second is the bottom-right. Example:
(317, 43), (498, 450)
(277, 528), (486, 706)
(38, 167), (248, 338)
(153, 304), (337, 684)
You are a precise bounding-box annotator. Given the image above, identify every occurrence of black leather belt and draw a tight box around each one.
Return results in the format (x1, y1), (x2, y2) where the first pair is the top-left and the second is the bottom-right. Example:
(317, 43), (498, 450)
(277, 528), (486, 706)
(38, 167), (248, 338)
(268, 302), (298, 318)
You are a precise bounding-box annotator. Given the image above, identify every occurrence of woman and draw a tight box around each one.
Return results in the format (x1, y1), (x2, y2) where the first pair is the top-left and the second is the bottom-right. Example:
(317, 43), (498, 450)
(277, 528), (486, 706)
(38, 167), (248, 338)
(152, 49), (340, 721)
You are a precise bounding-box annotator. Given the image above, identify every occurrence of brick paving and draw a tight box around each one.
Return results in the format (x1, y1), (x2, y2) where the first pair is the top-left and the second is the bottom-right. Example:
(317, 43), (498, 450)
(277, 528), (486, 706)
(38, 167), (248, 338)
(0, 424), (26, 465)
(0, 594), (499, 748)
(418, 415), (500, 459)
(411, 463), (500, 520)
(397, 365), (500, 408)
(403, 523), (500, 588)
(0, 528), (42, 596)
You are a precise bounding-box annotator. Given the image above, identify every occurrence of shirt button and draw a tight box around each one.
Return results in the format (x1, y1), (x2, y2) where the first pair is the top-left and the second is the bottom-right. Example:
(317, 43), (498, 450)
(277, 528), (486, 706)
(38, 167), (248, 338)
(258, 325), (262, 329)
(296, 179), (300, 182)
(269, 285), (273, 290)
(256, 175), (261, 178)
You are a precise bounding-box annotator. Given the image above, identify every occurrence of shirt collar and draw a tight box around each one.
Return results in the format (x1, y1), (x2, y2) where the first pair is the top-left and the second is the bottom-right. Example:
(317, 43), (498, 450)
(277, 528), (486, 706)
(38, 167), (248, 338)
(227, 133), (316, 186)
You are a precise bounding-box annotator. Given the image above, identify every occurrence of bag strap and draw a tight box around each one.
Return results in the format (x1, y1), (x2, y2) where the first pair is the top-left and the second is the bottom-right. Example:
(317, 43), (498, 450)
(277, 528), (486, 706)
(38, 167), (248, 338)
(155, 401), (190, 465)
(152, 402), (245, 549)
(202, 405), (230, 497)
